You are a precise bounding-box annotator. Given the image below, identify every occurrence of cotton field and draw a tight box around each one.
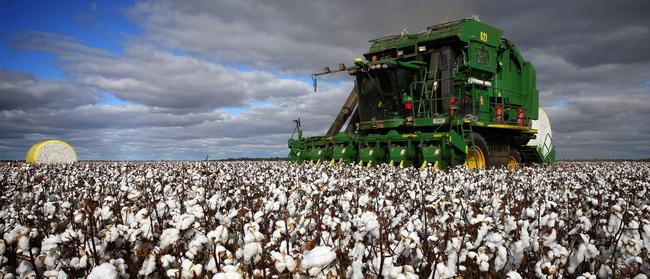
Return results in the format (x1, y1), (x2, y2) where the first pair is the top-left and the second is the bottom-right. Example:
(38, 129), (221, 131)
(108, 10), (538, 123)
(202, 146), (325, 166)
(0, 161), (648, 279)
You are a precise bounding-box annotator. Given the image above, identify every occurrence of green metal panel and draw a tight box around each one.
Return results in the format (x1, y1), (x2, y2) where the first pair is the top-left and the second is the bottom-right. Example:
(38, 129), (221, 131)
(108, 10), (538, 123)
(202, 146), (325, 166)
(367, 18), (503, 55)
(332, 145), (357, 162)
(359, 146), (385, 164)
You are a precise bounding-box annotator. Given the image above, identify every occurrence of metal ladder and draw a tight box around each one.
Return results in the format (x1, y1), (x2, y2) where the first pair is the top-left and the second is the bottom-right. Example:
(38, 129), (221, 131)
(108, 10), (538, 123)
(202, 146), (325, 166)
(459, 121), (477, 171)
(416, 66), (438, 118)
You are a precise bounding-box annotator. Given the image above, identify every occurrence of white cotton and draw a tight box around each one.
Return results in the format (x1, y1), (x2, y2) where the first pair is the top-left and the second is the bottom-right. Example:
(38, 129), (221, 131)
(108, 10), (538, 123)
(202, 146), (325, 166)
(87, 263), (118, 279)
(100, 206), (113, 221)
(160, 254), (176, 269)
(212, 265), (243, 279)
(576, 272), (597, 279)
(127, 190), (141, 201)
(139, 254), (156, 276)
(243, 222), (264, 243)
(207, 225), (229, 244)
(354, 211), (380, 239)
(347, 261), (364, 279)
(271, 251), (296, 273)
(181, 258), (203, 279)
(175, 214), (196, 230)
(243, 242), (262, 262)
(434, 262), (455, 279)
(17, 260), (35, 278)
(167, 269), (179, 277)
(110, 258), (128, 277)
(43, 270), (68, 279)
(17, 235), (30, 250)
(43, 202), (56, 218)
(494, 246), (508, 271)
(301, 246), (336, 275)
(159, 228), (180, 250)
(186, 233), (209, 259)
(507, 271), (523, 279)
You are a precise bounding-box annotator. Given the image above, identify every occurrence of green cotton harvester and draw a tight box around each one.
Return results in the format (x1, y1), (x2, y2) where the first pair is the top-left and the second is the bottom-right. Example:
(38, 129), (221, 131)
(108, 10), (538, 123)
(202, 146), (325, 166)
(289, 17), (555, 169)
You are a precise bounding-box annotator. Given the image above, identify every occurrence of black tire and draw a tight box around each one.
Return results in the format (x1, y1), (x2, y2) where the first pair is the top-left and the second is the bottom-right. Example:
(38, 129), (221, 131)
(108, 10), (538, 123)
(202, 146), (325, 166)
(507, 149), (521, 169)
(490, 147), (522, 169)
(465, 132), (492, 169)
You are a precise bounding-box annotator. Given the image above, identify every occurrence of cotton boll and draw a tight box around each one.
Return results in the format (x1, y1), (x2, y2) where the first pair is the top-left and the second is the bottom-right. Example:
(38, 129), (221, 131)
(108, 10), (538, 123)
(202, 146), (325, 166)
(494, 246), (508, 271)
(271, 251), (296, 273)
(180, 258), (203, 279)
(16, 234), (30, 250)
(243, 222), (264, 243)
(87, 263), (118, 279)
(347, 261), (363, 279)
(174, 214), (196, 230)
(212, 265), (243, 279)
(159, 228), (180, 250)
(207, 225), (229, 244)
(507, 271), (523, 279)
(167, 269), (179, 278)
(242, 242), (262, 262)
(100, 206), (113, 221)
(139, 253), (157, 276)
(17, 260), (35, 278)
(127, 190), (141, 201)
(43, 270), (68, 279)
(43, 202), (56, 219)
(186, 233), (209, 259)
(110, 258), (128, 277)
(160, 254), (176, 269)
(300, 246), (336, 276)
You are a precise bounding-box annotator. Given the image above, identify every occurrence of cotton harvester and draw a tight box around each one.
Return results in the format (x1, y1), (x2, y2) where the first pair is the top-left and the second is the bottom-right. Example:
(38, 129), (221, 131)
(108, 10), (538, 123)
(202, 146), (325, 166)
(288, 17), (555, 169)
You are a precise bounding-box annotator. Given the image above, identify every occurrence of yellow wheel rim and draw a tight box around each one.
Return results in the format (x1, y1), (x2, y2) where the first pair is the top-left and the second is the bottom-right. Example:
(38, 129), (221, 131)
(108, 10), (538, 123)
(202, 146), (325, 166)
(507, 156), (518, 169)
(465, 147), (486, 170)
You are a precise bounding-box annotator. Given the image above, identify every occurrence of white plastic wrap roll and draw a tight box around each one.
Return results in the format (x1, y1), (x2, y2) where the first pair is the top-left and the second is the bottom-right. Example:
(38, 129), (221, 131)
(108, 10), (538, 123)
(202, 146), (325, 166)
(527, 108), (553, 157)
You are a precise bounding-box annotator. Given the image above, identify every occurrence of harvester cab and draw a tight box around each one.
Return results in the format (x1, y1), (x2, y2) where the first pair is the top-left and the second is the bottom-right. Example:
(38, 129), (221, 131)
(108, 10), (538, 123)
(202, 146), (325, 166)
(289, 17), (555, 169)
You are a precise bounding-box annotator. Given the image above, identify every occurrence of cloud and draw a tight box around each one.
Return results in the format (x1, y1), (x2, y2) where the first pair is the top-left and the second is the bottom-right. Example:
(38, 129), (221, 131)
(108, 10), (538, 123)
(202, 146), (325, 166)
(0, 70), (100, 110)
(127, 0), (475, 73)
(8, 33), (310, 110)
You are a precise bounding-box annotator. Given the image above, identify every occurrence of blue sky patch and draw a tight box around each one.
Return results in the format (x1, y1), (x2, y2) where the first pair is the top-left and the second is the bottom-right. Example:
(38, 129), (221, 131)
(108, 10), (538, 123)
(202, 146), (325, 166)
(100, 91), (134, 106)
(0, 0), (138, 78)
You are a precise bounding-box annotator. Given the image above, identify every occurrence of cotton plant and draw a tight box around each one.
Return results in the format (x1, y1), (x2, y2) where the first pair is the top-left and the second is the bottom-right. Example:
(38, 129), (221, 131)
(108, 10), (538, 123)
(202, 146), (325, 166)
(0, 161), (649, 278)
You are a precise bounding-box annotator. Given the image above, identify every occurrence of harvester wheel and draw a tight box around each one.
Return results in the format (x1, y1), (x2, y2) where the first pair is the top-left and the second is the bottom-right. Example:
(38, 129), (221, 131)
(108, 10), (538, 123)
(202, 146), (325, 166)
(506, 149), (521, 169)
(465, 133), (491, 170)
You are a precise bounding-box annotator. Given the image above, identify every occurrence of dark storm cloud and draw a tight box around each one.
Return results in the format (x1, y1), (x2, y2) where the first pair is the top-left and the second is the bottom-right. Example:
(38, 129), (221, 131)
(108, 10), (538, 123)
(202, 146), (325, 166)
(7, 33), (310, 110)
(473, 0), (650, 67)
(128, 0), (475, 73)
(1, 0), (649, 160)
(0, 70), (101, 110)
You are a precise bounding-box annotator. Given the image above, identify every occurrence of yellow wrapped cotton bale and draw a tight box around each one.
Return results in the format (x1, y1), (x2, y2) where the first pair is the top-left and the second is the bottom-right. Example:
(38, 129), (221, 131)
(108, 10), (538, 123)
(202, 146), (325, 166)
(26, 140), (78, 164)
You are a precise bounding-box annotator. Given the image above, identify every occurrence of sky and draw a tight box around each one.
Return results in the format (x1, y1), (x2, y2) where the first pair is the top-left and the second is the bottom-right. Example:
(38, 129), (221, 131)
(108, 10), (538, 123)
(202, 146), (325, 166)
(1, 0), (649, 160)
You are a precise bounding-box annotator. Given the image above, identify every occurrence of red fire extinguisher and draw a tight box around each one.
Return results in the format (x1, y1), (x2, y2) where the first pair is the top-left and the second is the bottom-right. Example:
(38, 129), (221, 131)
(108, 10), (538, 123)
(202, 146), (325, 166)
(517, 108), (525, 126)
(496, 104), (502, 123)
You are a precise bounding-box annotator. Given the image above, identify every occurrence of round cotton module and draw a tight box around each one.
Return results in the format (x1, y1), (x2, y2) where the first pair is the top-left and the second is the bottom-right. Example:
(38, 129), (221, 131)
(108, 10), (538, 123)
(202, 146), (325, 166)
(26, 140), (78, 164)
